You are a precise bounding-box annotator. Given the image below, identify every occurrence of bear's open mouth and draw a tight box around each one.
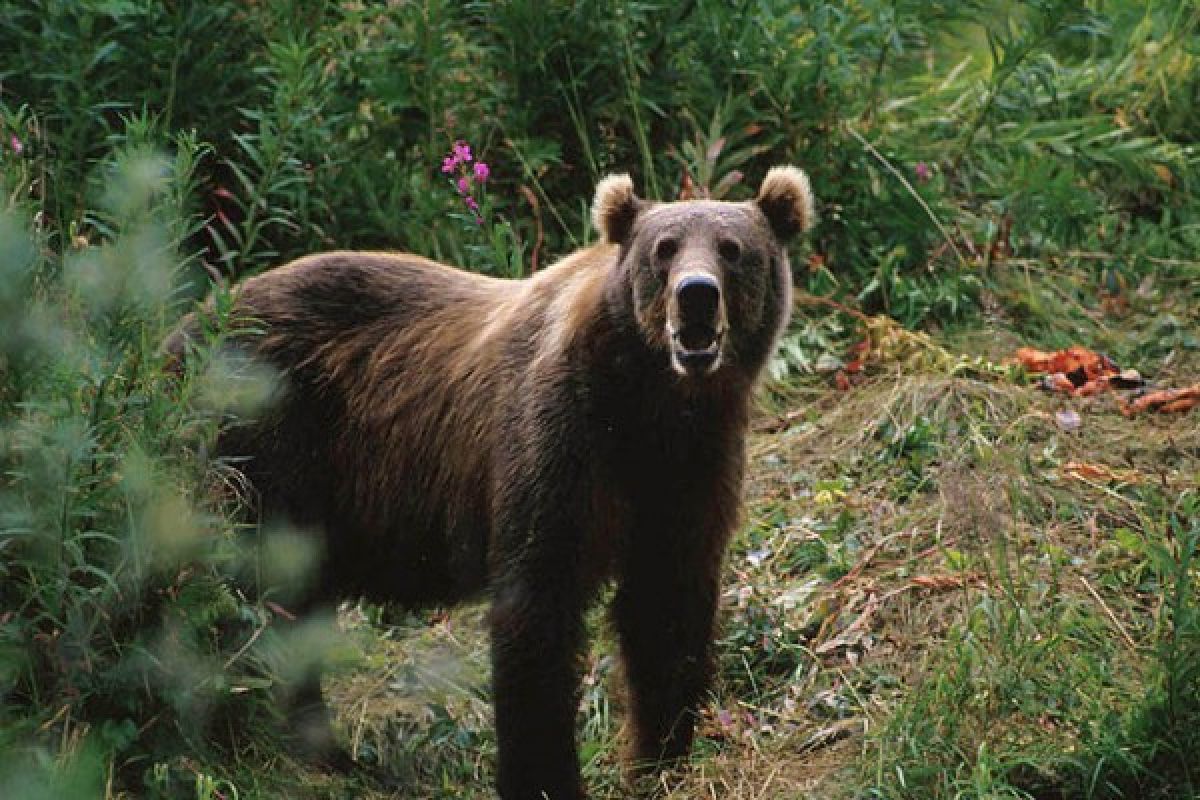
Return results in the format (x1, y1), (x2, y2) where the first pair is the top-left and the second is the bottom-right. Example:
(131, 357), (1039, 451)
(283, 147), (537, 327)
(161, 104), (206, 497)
(671, 325), (723, 374)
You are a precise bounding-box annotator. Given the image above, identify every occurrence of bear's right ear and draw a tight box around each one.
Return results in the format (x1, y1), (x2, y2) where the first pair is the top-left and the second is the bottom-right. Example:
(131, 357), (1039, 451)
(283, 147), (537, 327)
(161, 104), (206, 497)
(592, 174), (643, 245)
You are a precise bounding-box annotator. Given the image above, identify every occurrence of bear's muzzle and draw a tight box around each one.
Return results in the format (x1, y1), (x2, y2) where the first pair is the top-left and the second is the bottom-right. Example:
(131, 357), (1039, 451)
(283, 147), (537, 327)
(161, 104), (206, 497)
(669, 272), (725, 376)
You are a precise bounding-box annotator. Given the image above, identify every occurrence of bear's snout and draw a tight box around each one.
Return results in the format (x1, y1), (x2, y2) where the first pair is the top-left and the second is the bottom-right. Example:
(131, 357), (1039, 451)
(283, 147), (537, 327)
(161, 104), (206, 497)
(669, 272), (724, 376)
(676, 274), (721, 329)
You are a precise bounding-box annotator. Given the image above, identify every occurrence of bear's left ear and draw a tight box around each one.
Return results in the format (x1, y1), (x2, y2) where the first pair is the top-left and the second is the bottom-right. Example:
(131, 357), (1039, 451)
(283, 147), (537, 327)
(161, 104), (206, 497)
(755, 166), (816, 243)
(592, 173), (643, 245)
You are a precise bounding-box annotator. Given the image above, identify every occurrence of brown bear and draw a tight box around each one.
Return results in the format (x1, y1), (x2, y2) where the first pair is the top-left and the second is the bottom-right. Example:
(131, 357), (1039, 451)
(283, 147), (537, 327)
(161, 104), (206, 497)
(178, 166), (814, 799)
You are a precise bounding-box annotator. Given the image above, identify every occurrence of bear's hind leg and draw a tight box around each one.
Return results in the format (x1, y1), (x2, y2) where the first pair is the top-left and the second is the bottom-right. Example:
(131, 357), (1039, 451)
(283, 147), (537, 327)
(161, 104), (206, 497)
(284, 666), (355, 772)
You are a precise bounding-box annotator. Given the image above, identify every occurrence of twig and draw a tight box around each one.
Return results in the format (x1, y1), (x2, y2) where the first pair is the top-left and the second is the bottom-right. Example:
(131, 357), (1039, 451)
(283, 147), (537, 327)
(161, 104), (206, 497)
(223, 616), (270, 670)
(1078, 574), (1139, 653)
(844, 124), (969, 269)
(1061, 250), (1200, 269)
(1066, 472), (1145, 514)
(792, 289), (877, 364)
(830, 543), (883, 590)
(519, 185), (544, 274)
(1013, 251), (1200, 269)
(352, 697), (370, 760)
(39, 702), (71, 734)
(793, 289), (873, 325)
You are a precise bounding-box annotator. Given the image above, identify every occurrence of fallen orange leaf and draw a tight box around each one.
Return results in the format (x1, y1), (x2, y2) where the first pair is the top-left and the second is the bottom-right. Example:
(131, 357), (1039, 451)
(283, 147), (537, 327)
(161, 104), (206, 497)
(1012, 345), (1127, 397)
(1074, 376), (1112, 397)
(1119, 384), (1200, 416)
(910, 574), (977, 592)
(1007, 345), (1181, 406)
(1012, 346), (1117, 380)
(1161, 395), (1200, 413)
(1063, 461), (1143, 484)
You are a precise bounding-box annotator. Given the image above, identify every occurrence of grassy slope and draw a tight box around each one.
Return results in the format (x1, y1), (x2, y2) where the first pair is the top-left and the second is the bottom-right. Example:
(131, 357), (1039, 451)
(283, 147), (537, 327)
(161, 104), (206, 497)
(216, 267), (1197, 799)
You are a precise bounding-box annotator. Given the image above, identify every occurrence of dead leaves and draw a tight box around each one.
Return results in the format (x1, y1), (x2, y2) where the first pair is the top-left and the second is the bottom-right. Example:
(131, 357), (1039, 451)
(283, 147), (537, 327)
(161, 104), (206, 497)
(790, 295), (981, 390)
(1062, 460), (1143, 485)
(908, 574), (978, 592)
(1010, 345), (1144, 397)
(1010, 344), (1195, 415)
(1012, 345), (1118, 380)
(1117, 384), (1200, 416)
(811, 571), (983, 660)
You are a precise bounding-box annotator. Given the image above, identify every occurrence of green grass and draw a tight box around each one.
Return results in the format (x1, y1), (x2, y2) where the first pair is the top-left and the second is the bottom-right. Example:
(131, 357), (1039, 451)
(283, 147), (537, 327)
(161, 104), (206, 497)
(2, 1), (1199, 797)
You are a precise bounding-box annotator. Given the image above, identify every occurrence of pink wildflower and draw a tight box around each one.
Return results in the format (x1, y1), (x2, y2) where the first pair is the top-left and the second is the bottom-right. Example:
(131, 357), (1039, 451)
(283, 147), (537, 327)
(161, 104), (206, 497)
(10, 135), (22, 156)
(914, 162), (931, 182)
(441, 139), (488, 225)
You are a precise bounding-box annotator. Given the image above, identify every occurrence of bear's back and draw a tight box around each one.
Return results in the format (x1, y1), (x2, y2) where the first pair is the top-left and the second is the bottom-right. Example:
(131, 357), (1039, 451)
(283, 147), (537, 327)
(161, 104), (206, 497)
(220, 250), (617, 606)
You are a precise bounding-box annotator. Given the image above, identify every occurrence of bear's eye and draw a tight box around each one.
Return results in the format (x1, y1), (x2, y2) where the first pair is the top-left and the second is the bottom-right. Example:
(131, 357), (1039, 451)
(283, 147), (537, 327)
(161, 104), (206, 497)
(654, 238), (679, 262)
(717, 238), (742, 263)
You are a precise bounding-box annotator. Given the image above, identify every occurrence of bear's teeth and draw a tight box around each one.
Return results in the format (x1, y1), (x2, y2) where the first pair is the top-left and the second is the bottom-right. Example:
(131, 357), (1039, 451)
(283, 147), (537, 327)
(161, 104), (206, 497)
(673, 326), (721, 352)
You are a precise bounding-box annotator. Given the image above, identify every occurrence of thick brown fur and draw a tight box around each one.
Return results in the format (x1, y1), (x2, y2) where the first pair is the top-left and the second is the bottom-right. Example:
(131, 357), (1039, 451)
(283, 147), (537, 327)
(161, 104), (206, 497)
(173, 168), (814, 799)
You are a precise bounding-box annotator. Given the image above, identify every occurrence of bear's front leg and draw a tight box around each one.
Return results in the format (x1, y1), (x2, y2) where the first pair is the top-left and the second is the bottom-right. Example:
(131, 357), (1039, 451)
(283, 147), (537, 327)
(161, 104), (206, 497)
(612, 507), (729, 775)
(613, 568), (719, 768)
(489, 560), (588, 799)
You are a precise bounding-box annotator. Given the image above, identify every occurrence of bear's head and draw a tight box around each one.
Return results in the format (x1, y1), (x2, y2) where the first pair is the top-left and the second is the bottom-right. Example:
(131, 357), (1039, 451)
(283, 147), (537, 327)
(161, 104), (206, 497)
(594, 167), (815, 380)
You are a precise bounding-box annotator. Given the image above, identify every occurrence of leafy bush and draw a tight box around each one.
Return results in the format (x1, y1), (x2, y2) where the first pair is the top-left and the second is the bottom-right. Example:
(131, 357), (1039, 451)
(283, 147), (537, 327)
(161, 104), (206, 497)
(0, 134), (322, 795)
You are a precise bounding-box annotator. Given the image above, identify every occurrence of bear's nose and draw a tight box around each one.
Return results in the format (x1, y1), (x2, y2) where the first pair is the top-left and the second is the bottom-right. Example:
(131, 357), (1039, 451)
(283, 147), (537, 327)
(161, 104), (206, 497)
(676, 274), (721, 325)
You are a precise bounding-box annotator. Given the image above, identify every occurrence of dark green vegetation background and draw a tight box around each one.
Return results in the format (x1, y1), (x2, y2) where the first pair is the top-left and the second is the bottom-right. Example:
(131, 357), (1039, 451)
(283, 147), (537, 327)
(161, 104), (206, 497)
(0, 1), (1197, 798)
